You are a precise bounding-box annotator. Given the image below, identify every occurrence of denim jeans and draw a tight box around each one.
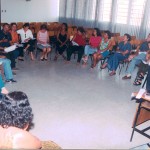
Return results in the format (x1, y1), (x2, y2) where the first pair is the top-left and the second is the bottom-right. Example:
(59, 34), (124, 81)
(84, 45), (97, 56)
(0, 58), (13, 80)
(126, 53), (146, 75)
(107, 52), (126, 71)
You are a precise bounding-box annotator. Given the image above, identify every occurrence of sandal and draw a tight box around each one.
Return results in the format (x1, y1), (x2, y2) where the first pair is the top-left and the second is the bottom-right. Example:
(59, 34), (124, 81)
(138, 73), (144, 80)
(133, 79), (142, 86)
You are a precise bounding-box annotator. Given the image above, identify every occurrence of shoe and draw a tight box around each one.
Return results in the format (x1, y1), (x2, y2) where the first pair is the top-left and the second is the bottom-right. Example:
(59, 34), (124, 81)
(13, 72), (17, 75)
(44, 58), (48, 61)
(12, 67), (19, 71)
(40, 58), (44, 61)
(5, 79), (17, 83)
(18, 58), (24, 61)
(100, 66), (107, 69)
(133, 80), (142, 86)
(109, 72), (116, 76)
(122, 75), (131, 80)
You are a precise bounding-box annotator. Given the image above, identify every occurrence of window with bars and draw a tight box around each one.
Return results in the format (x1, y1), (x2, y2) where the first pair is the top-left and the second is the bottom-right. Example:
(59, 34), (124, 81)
(98, 0), (112, 22)
(116, 0), (129, 24)
(130, 0), (146, 26)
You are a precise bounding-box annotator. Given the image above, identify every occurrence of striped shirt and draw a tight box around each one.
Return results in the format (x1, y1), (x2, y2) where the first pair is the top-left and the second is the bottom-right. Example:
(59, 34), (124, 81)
(37, 31), (48, 43)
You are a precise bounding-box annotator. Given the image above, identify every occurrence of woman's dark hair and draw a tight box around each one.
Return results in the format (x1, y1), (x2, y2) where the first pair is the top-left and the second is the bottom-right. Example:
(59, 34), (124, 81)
(124, 33), (131, 41)
(104, 30), (111, 39)
(94, 28), (101, 36)
(10, 23), (17, 27)
(40, 24), (48, 30)
(61, 23), (68, 32)
(3, 23), (9, 28)
(0, 91), (33, 129)
(23, 23), (30, 28)
(77, 27), (85, 34)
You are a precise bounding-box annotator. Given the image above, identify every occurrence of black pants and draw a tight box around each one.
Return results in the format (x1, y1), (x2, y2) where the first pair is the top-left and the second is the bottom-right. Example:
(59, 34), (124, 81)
(67, 45), (84, 63)
(16, 47), (24, 57)
(56, 41), (67, 55)
(6, 51), (16, 68)
(146, 66), (150, 93)
(23, 39), (35, 52)
(137, 62), (149, 76)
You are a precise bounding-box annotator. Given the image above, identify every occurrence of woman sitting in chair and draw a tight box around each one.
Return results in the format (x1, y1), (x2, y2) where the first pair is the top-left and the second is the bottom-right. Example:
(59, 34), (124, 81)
(91, 30), (112, 68)
(66, 27), (86, 64)
(54, 23), (69, 61)
(0, 91), (41, 149)
(82, 28), (102, 65)
(10, 23), (24, 61)
(17, 23), (35, 60)
(101, 33), (132, 76)
(37, 24), (51, 61)
(133, 50), (150, 86)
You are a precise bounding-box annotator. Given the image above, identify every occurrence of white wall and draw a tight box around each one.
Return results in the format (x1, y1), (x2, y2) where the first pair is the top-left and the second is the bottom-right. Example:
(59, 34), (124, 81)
(1, 0), (59, 23)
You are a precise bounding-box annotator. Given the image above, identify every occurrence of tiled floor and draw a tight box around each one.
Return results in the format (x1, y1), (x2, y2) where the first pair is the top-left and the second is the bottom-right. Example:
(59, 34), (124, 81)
(6, 55), (150, 149)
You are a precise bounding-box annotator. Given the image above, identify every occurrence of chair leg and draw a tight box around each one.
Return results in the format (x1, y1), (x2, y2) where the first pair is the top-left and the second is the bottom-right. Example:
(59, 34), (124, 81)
(142, 74), (148, 88)
(119, 64), (123, 75)
(130, 102), (142, 142)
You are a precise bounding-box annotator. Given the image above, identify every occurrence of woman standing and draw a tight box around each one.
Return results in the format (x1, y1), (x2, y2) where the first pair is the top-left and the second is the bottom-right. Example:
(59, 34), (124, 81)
(54, 23), (69, 61)
(37, 24), (51, 61)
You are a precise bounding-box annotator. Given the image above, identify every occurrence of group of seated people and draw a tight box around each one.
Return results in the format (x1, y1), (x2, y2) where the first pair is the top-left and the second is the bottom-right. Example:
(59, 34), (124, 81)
(0, 22), (150, 86)
(54, 23), (150, 87)
(0, 22), (150, 149)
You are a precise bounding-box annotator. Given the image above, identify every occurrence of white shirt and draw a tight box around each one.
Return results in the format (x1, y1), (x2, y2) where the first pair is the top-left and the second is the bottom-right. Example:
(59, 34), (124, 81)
(17, 28), (33, 43)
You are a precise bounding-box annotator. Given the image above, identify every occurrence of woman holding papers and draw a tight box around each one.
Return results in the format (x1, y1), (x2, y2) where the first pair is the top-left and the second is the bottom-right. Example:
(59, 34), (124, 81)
(66, 27), (86, 64)
(10, 23), (24, 61)
(37, 24), (51, 61)
(17, 23), (35, 60)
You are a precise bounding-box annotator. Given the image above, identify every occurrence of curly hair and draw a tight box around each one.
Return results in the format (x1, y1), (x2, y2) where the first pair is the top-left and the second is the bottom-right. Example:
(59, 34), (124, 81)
(0, 91), (33, 129)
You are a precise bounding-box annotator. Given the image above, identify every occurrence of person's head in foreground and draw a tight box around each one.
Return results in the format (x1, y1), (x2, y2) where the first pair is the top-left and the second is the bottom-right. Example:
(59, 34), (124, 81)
(0, 91), (41, 149)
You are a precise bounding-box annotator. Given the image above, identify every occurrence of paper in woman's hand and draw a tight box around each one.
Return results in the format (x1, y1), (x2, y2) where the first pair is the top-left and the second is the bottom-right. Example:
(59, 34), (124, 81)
(4, 45), (16, 53)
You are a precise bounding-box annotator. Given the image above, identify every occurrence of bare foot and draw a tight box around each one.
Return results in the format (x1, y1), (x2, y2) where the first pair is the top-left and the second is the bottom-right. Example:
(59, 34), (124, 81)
(65, 60), (70, 64)
(1, 87), (9, 95)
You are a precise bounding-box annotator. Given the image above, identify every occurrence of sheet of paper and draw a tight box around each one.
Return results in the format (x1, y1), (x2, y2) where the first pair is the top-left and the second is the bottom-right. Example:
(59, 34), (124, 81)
(136, 89), (146, 99)
(4, 45), (16, 53)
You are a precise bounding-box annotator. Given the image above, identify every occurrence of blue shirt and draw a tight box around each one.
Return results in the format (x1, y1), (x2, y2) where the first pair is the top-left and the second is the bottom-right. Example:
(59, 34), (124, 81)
(139, 41), (149, 52)
(118, 41), (132, 57)
(0, 29), (12, 47)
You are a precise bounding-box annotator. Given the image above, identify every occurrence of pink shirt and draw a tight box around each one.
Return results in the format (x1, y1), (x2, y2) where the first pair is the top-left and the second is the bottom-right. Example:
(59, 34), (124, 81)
(37, 30), (48, 43)
(89, 36), (102, 48)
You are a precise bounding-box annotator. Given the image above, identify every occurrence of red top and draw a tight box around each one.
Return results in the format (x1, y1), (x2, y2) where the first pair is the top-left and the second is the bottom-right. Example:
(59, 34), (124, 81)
(73, 33), (86, 46)
(89, 36), (102, 48)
